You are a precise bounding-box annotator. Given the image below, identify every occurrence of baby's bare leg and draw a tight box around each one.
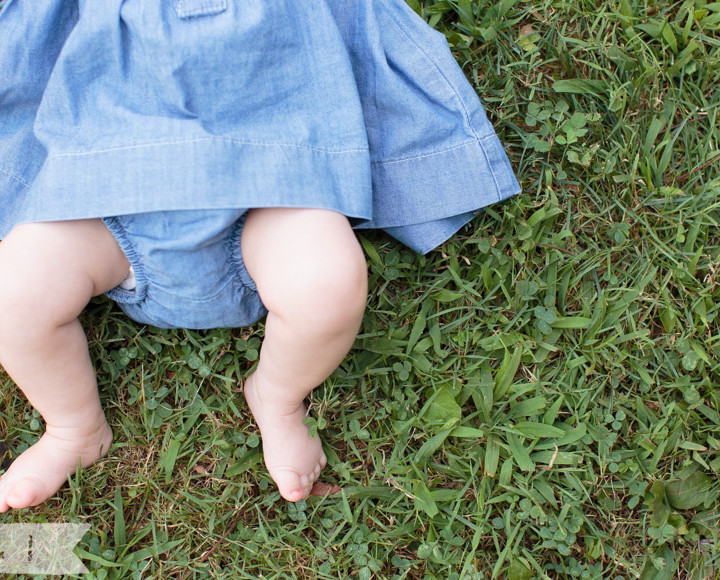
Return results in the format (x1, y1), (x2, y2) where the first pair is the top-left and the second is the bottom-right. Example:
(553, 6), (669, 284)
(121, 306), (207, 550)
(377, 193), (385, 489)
(241, 208), (367, 501)
(0, 220), (129, 511)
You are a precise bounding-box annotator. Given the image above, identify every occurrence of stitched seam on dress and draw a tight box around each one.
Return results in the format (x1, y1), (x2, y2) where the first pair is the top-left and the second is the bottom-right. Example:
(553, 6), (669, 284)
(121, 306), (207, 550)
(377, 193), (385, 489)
(476, 137), (503, 203)
(371, 137), (492, 166)
(383, 6), (480, 141)
(0, 167), (30, 187)
(48, 137), (369, 158)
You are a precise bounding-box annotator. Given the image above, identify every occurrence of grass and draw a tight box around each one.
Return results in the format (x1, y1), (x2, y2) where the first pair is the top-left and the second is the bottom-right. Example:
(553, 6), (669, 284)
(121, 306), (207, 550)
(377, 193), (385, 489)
(1, 0), (720, 578)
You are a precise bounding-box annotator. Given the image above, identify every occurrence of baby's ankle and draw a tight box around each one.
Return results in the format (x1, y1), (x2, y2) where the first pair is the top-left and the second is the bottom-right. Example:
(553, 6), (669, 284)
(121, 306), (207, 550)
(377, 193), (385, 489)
(44, 406), (109, 433)
(43, 414), (113, 448)
(245, 371), (308, 414)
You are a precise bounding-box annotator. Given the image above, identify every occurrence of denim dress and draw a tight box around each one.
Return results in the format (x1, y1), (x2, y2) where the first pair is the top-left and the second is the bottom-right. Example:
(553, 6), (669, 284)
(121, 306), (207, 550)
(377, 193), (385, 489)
(0, 0), (521, 328)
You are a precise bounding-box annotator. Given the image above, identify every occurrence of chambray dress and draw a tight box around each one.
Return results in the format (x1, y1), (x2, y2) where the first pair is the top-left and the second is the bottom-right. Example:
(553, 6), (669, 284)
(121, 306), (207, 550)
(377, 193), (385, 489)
(0, 0), (521, 328)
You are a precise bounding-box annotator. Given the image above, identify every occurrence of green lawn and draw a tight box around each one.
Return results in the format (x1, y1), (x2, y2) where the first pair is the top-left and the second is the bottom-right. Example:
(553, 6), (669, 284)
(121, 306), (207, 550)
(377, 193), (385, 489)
(2, 0), (720, 578)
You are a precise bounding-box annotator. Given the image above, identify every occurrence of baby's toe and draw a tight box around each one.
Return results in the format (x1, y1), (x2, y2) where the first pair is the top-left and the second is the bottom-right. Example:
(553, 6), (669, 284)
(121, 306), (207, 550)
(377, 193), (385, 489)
(7, 478), (48, 509)
(274, 469), (307, 502)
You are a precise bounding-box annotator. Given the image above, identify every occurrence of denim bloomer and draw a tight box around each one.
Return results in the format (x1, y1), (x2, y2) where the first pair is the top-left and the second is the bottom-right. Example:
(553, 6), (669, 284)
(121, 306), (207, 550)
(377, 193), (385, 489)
(103, 210), (266, 329)
(0, 0), (521, 329)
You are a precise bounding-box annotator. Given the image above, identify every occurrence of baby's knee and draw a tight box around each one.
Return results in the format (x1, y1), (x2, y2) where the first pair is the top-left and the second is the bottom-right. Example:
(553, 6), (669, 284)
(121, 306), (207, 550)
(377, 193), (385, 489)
(0, 274), (44, 343)
(283, 242), (367, 333)
(319, 246), (368, 322)
(0, 227), (90, 335)
(0, 268), (86, 353)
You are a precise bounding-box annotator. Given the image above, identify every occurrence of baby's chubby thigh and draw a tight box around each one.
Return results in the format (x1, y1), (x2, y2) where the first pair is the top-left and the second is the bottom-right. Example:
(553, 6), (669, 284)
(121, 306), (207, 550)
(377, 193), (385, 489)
(0, 219), (130, 334)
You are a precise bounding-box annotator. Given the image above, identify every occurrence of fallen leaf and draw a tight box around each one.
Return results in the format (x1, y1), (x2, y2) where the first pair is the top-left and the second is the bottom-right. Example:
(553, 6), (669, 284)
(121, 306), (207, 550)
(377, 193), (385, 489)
(310, 482), (342, 497)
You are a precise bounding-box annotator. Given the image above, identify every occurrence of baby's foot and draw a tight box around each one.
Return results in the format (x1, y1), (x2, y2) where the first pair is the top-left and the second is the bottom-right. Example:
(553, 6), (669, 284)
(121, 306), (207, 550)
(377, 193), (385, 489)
(0, 420), (113, 512)
(243, 373), (327, 502)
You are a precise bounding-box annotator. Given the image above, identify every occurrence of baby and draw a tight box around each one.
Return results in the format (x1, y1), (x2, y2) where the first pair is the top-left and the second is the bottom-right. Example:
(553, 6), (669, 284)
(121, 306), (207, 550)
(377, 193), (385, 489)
(0, 209), (366, 508)
(0, 0), (520, 511)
